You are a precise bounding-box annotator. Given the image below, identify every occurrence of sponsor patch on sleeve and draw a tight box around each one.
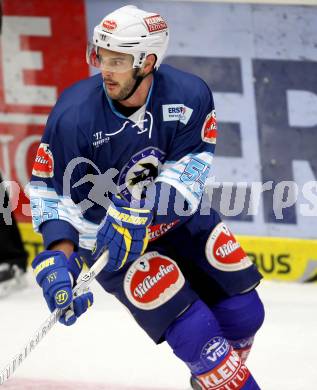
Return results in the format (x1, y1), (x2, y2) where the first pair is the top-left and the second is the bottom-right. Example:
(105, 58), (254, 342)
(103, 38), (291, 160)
(124, 251), (185, 310)
(205, 222), (253, 272)
(32, 143), (54, 178)
(162, 104), (193, 125)
(202, 110), (217, 144)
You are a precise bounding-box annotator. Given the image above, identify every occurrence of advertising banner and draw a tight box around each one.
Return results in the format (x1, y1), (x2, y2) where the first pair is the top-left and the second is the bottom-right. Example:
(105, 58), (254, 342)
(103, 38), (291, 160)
(0, 0), (89, 222)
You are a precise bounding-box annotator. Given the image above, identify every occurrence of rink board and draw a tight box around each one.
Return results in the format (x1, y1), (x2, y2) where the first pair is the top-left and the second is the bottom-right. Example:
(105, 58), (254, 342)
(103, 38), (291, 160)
(18, 223), (317, 283)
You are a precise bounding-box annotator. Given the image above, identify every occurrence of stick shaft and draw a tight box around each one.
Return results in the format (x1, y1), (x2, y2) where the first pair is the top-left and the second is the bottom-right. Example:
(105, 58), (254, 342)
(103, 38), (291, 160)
(0, 251), (108, 385)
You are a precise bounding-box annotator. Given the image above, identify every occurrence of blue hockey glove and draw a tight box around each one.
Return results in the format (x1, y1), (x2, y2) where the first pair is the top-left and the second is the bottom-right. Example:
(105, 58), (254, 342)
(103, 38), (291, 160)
(32, 251), (93, 326)
(93, 196), (152, 272)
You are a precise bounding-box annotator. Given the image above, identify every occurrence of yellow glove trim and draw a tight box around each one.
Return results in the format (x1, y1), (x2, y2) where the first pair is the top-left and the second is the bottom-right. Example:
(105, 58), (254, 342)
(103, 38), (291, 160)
(122, 207), (151, 214)
(108, 206), (148, 225)
(141, 228), (150, 255)
(113, 224), (132, 269)
(74, 257), (82, 270)
(33, 257), (55, 277)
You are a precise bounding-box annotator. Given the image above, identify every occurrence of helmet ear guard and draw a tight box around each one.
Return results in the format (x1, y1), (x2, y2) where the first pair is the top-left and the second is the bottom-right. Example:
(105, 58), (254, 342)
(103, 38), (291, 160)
(88, 5), (169, 71)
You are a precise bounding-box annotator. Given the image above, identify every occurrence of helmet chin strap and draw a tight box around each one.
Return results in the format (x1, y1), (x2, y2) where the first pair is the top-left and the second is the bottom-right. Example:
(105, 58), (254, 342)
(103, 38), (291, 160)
(119, 69), (154, 102)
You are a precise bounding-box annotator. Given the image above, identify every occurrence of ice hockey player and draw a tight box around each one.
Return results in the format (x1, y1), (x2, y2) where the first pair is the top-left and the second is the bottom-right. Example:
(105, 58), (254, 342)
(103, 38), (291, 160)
(29, 5), (265, 389)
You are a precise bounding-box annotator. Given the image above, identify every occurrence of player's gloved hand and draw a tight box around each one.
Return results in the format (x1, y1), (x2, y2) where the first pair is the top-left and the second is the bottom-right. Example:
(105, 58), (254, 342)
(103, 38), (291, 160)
(93, 196), (153, 272)
(32, 251), (93, 326)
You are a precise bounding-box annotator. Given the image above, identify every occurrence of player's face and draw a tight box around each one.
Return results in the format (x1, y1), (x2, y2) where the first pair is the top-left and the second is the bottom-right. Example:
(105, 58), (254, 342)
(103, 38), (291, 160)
(99, 48), (138, 101)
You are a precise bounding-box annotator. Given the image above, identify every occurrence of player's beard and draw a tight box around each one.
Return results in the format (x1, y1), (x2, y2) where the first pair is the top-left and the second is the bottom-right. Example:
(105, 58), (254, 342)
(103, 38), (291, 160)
(104, 69), (139, 101)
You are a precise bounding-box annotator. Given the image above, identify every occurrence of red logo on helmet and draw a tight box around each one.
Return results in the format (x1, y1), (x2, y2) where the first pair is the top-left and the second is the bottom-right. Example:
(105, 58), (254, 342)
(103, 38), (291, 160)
(144, 15), (168, 33)
(124, 252), (185, 310)
(205, 223), (252, 272)
(102, 20), (117, 31)
(32, 143), (54, 178)
(202, 110), (217, 144)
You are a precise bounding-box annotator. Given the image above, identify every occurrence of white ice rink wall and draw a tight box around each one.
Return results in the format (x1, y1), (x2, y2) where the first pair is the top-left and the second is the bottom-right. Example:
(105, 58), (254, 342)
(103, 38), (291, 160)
(1, 0), (317, 281)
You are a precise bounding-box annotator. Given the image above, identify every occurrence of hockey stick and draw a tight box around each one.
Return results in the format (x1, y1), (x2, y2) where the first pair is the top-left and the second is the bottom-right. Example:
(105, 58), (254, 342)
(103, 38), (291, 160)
(0, 250), (108, 385)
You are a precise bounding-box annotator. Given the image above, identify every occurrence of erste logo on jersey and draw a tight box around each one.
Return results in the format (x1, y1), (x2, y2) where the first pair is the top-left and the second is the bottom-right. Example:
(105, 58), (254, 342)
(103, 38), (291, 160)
(202, 110), (217, 144)
(162, 104), (193, 125)
(205, 223), (252, 272)
(32, 143), (54, 178)
(118, 147), (165, 200)
(144, 14), (168, 34)
(124, 252), (185, 310)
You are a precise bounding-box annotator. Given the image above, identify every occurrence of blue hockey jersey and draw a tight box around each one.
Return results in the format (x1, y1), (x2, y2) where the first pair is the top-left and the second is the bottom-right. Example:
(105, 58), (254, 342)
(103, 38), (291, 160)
(29, 64), (217, 251)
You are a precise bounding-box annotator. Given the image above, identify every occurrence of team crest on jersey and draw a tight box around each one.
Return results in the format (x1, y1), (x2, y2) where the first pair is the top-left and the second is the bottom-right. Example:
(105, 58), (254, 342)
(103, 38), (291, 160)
(124, 252), (185, 310)
(202, 110), (217, 144)
(205, 223), (252, 272)
(118, 147), (165, 200)
(162, 104), (193, 125)
(32, 143), (54, 178)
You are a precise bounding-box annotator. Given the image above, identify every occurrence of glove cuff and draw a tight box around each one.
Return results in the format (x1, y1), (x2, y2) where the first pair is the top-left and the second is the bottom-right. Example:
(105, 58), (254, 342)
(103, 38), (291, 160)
(32, 250), (68, 284)
(107, 203), (152, 228)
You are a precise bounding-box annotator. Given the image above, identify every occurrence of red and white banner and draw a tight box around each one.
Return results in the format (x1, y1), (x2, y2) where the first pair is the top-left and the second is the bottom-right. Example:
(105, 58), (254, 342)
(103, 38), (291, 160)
(0, 0), (89, 221)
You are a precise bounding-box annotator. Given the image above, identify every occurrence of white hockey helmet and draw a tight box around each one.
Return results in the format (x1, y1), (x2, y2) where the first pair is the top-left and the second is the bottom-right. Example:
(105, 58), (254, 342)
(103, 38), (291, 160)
(87, 5), (169, 72)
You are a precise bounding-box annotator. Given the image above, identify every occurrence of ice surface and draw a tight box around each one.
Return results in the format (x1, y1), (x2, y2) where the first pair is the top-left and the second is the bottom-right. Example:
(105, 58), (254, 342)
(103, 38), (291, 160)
(0, 272), (316, 389)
